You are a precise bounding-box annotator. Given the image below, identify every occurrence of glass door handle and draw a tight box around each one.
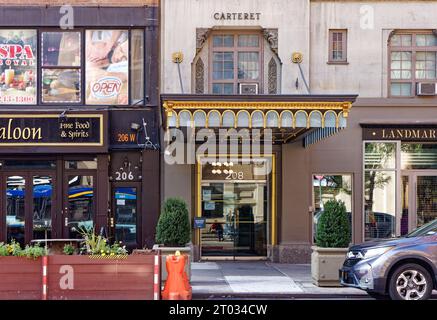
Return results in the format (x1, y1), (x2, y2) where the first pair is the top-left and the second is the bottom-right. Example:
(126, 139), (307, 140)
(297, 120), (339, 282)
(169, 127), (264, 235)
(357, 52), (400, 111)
(64, 217), (68, 227)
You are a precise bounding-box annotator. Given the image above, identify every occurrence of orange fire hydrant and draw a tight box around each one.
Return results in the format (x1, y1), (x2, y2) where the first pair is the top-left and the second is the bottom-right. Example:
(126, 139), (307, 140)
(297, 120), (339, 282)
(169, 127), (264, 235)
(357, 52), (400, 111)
(161, 251), (192, 300)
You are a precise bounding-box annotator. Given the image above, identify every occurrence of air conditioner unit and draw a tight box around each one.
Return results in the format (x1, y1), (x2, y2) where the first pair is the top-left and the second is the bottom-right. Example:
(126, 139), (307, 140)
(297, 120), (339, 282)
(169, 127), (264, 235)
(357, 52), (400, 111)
(416, 82), (437, 96)
(239, 83), (259, 95)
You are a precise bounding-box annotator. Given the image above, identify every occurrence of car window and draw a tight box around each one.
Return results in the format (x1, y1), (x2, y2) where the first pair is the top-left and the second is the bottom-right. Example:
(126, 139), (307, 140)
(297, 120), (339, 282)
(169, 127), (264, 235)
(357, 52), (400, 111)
(406, 219), (437, 238)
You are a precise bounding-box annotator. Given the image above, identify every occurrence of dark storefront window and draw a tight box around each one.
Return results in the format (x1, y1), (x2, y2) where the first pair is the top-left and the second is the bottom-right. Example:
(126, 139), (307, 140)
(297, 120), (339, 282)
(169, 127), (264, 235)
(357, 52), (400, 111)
(0, 30), (37, 105)
(6, 175), (26, 246)
(0, 28), (145, 106)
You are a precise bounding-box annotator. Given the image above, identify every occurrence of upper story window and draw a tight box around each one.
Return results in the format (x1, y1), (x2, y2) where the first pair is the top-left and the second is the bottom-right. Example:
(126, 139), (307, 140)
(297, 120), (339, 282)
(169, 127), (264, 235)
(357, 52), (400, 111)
(389, 32), (437, 97)
(0, 28), (144, 106)
(210, 32), (262, 94)
(328, 29), (347, 63)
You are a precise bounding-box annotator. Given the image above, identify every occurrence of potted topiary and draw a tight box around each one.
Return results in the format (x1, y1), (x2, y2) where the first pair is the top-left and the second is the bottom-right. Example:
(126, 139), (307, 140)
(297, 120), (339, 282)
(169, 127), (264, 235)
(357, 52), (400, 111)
(311, 199), (351, 287)
(153, 197), (192, 281)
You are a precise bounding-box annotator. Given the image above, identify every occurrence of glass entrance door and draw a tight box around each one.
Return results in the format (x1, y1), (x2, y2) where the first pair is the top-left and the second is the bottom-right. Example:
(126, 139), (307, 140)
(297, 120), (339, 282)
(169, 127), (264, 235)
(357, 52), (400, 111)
(2, 172), (55, 246)
(111, 184), (140, 249)
(64, 173), (96, 238)
(415, 175), (437, 227)
(200, 182), (268, 257)
(401, 172), (437, 234)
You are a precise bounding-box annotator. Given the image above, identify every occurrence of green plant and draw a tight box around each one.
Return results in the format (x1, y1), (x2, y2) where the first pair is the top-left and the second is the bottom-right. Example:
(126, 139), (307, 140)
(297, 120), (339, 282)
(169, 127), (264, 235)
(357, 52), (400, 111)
(22, 243), (45, 260)
(0, 243), (9, 256)
(76, 226), (108, 255)
(76, 226), (127, 256)
(63, 243), (75, 255)
(155, 197), (191, 247)
(315, 199), (351, 248)
(0, 240), (45, 259)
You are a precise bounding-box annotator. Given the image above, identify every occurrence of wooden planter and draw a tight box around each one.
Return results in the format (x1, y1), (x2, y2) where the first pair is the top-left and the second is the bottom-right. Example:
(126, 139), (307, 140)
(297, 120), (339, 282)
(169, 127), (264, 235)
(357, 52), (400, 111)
(0, 254), (157, 300)
(48, 255), (156, 300)
(0, 257), (42, 300)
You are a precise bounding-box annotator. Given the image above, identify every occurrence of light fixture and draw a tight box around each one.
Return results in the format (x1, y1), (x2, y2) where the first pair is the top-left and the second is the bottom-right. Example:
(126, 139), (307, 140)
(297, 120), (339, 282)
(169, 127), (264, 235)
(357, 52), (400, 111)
(216, 169), (221, 174)
(130, 122), (141, 131)
(212, 162), (216, 166)
(224, 170), (228, 174)
(212, 169), (216, 174)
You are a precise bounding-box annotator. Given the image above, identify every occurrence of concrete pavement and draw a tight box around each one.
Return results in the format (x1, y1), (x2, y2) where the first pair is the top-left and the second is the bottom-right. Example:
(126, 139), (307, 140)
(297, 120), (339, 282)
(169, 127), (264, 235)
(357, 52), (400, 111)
(191, 261), (370, 299)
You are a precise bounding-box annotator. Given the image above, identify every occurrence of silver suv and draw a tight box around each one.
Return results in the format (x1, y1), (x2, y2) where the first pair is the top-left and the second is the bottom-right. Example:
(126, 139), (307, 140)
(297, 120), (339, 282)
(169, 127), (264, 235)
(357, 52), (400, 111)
(340, 219), (437, 300)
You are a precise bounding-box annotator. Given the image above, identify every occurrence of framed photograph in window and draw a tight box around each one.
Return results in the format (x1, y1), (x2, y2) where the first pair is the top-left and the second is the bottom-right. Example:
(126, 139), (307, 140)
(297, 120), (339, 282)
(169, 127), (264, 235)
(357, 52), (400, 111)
(85, 30), (129, 105)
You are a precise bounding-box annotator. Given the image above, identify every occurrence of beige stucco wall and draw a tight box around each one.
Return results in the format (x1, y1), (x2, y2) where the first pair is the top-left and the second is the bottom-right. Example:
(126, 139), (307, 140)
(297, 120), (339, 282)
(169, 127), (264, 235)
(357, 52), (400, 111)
(310, 0), (437, 97)
(161, 0), (310, 95)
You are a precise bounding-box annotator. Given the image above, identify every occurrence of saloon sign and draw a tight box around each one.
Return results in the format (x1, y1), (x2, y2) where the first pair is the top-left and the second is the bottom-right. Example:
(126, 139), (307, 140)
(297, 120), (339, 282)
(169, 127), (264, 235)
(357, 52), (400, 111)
(0, 114), (104, 146)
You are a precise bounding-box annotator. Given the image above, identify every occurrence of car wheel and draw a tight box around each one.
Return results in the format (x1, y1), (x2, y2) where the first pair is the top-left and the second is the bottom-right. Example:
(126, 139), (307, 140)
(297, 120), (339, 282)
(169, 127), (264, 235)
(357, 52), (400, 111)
(388, 263), (433, 300)
(366, 292), (389, 300)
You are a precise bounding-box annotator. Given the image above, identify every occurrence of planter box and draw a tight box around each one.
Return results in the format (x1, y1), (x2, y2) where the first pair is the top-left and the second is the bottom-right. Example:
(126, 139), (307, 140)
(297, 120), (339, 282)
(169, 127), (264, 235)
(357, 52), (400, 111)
(0, 257), (42, 300)
(0, 254), (157, 300)
(311, 246), (348, 287)
(153, 244), (191, 282)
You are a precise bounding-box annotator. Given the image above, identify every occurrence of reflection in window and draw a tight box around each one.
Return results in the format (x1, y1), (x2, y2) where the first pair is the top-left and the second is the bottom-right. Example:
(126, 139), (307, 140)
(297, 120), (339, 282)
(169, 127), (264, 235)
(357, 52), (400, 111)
(6, 176), (26, 246)
(41, 31), (81, 103)
(364, 142), (396, 170)
(68, 175), (94, 238)
(401, 143), (437, 170)
(312, 175), (352, 243)
(65, 160), (97, 170)
(33, 176), (52, 240)
(114, 187), (137, 245)
(131, 30), (144, 104)
(210, 33), (261, 94)
(42, 32), (81, 67)
(364, 171), (396, 240)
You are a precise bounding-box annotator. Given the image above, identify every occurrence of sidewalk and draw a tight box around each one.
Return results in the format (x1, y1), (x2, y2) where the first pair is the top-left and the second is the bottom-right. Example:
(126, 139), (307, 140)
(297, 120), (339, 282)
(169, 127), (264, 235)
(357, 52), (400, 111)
(191, 261), (370, 299)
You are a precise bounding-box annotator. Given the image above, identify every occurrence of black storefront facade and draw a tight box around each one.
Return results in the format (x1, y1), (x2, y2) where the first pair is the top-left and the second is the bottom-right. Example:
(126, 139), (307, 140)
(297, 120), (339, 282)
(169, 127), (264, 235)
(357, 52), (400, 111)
(0, 6), (160, 250)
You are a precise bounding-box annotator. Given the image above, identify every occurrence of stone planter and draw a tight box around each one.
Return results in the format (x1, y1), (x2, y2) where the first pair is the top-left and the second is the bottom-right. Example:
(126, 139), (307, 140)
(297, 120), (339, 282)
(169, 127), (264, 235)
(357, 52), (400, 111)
(153, 244), (191, 282)
(311, 246), (348, 287)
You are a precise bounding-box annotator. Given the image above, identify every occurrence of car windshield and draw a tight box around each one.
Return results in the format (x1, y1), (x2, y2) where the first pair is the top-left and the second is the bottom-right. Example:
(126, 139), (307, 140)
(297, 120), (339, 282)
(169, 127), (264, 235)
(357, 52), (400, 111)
(406, 219), (437, 238)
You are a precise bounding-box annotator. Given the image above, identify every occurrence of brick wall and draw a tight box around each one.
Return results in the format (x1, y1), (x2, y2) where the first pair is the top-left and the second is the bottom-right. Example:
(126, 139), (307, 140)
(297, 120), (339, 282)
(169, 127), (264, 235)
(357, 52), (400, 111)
(0, 0), (158, 6)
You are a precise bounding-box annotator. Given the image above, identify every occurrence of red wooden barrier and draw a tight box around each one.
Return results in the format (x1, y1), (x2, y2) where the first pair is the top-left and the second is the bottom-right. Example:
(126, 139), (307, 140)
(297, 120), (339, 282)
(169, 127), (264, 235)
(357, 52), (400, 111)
(0, 254), (159, 300)
(0, 257), (42, 300)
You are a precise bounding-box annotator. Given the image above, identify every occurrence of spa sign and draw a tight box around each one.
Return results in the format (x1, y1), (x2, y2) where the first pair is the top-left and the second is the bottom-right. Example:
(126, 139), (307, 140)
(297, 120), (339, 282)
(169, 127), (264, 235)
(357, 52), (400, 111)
(0, 114), (103, 146)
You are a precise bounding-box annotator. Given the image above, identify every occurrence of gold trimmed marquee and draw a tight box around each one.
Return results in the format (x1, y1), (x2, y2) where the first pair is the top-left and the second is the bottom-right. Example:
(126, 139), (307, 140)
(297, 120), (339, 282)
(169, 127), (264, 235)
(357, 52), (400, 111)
(162, 100), (352, 129)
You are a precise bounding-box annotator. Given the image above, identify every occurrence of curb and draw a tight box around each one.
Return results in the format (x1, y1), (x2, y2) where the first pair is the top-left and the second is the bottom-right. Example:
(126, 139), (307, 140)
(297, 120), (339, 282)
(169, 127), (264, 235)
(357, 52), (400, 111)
(193, 292), (437, 300)
(193, 292), (372, 300)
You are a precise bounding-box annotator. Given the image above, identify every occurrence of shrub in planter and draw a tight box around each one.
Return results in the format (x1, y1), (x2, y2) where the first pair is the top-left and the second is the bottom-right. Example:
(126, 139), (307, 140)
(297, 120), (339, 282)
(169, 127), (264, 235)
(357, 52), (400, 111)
(156, 197), (191, 247)
(155, 197), (192, 281)
(312, 200), (351, 287)
(315, 200), (351, 248)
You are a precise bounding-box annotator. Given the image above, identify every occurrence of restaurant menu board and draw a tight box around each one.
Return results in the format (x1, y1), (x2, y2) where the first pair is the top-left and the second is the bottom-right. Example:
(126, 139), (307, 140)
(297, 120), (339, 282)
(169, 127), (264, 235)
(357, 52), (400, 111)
(85, 30), (129, 105)
(0, 30), (37, 104)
